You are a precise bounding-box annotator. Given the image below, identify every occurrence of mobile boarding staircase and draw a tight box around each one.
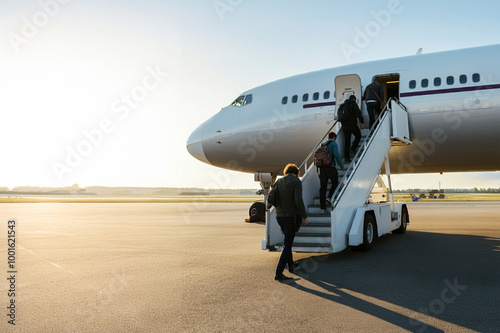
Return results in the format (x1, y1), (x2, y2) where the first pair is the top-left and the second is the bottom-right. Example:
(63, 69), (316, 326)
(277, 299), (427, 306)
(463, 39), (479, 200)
(263, 98), (412, 253)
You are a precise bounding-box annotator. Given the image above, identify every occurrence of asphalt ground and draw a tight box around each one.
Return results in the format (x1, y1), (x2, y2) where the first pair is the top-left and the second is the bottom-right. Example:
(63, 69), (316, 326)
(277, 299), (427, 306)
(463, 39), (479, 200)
(0, 201), (499, 332)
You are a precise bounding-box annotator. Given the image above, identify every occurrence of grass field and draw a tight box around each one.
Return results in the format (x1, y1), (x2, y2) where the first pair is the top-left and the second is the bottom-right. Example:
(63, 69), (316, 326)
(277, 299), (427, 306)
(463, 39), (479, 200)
(0, 193), (499, 203)
(394, 193), (500, 202)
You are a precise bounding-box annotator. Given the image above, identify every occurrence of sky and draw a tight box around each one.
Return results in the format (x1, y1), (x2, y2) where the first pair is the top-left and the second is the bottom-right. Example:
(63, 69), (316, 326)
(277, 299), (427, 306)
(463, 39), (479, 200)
(1, 0), (499, 190)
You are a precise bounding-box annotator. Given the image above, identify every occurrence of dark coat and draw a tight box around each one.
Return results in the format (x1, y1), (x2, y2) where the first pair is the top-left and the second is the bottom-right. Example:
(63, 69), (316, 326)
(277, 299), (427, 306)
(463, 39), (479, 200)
(275, 174), (308, 219)
(363, 82), (384, 103)
(342, 99), (364, 129)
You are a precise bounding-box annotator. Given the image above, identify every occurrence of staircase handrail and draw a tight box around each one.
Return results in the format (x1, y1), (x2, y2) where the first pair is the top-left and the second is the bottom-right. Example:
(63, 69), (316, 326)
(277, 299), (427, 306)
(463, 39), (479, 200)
(330, 97), (399, 208)
(298, 120), (339, 172)
(392, 98), (408, 113)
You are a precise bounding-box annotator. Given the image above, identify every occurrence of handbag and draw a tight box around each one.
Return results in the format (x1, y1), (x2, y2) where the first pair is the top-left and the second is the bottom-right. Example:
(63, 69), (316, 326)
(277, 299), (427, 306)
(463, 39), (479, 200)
(267, 181), (279, 207)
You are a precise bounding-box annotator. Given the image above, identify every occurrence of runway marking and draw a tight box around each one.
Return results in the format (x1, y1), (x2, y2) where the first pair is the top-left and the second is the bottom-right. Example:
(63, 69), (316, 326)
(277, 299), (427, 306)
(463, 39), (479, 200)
(17, 245), (122, 296)
(18, 244), (77, 276)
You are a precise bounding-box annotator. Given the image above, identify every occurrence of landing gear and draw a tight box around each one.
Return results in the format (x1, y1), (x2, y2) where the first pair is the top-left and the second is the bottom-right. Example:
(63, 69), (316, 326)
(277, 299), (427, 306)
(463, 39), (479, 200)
(248, 202), (265, 222)
(248, 172), (275, 223)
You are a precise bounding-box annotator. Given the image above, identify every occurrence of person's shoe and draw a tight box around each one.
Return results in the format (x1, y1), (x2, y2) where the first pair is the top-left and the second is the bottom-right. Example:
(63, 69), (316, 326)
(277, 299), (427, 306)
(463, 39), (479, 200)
(288, 262), (300, 273)
(321, 209), (327, 214)
(275, 274), (293, 281)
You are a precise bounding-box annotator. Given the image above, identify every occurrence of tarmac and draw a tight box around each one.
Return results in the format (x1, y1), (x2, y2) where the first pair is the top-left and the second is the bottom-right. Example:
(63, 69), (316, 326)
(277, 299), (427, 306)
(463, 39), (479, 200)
(0, 201), (499, 332)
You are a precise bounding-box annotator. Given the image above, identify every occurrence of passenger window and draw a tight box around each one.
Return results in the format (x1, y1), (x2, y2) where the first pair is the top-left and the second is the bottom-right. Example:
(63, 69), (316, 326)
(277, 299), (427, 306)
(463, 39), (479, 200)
(323, 91), (330, 99)
(434, 77), (441, 87)
(243, 94), (252, 106)
(447, 76), (454, 85)
(231, 95), (245, 107)
(302, 94), (309, 102)
(473, 73), (480, 82)
(282, 96), (288, 105)
(421, 79), (428, 88)
(313, 92), (319, 101)
(460, 75), (467, 84)
(292, 95), (298, 103)
(409, 80), (416, 89)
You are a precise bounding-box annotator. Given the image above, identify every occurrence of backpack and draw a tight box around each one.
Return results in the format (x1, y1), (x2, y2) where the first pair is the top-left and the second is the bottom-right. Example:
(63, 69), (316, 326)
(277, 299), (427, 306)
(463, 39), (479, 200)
(313, 141), (332, 167)
(337, 102), (350, 122)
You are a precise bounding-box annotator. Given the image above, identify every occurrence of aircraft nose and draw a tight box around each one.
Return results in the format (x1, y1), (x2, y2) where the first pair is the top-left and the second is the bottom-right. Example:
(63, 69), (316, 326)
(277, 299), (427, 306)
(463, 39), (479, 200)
(186, 123), (209, 164)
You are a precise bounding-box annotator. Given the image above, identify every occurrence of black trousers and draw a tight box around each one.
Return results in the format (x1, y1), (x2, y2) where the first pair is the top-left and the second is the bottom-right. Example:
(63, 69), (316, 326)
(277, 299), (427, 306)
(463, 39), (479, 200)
(342, 126), (361, 160)
(319, 167), (339, 210)
(366, 101), (380, 129)
(275, 216), (296, 276)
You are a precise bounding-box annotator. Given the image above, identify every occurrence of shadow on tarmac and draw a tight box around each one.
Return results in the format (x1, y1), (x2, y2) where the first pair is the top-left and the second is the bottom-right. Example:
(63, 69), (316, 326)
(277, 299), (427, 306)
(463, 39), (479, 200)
(287, 231), (500, 332)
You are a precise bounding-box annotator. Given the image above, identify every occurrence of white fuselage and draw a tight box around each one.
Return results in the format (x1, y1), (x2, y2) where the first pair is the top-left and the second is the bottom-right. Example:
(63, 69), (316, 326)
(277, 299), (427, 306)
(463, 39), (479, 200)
(187, 45), (500, 176)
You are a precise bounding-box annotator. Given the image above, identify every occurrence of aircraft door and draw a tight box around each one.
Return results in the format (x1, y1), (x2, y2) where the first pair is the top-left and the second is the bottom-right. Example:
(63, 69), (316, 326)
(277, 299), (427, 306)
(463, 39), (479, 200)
(334, 74), (362, 111)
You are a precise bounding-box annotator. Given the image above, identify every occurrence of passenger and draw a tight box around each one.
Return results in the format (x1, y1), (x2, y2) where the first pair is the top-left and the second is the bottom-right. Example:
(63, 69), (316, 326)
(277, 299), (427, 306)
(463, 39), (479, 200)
(274, 163), (308, 281)
(341, 95), (365, 162)
(363, 78), (384, 129)
(318, 132), (345, 214)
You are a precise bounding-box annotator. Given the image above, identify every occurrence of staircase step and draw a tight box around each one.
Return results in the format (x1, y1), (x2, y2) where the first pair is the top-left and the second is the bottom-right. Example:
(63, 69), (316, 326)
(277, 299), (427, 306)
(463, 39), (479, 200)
(291, 243), (332, 253)
(307, 207), (332, 215)
(294, 237), (331, 246)
(303, 219), (330, 225)
(311, 197), (338, 207)
(298, 227), (330, 234)
(306, 216), (331, 224)
(296, 232), (330, 237)
(293, 242), (331, 247)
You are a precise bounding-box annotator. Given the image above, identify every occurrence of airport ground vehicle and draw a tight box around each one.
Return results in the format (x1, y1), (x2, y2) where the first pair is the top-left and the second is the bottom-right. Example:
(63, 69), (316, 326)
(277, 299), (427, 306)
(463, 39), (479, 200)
(258, 93), (410, 253)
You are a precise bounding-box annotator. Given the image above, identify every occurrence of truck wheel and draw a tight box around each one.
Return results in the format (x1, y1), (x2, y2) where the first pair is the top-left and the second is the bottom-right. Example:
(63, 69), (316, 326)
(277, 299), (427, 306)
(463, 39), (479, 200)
(248, 202), (265, 222)
(393, 206), (408, 234)
(361, 214), (376, 251)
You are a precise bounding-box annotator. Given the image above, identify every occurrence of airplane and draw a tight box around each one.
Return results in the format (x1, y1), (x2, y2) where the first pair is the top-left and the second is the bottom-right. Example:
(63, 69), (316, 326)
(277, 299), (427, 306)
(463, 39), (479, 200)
(187, 44), (500, 179)
(186, 44), (500, 253)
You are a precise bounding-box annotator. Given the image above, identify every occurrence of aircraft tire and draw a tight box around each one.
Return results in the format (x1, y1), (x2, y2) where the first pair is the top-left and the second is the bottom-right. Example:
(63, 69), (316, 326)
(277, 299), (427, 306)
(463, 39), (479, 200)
(248, 202), (265, 222)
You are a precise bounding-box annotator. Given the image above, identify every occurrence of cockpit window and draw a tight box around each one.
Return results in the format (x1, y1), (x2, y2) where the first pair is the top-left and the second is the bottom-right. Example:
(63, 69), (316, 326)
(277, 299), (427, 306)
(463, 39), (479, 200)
(231, 95), (245, 107)
(243, 94), (252, 105)
(231, 94), (252, 107)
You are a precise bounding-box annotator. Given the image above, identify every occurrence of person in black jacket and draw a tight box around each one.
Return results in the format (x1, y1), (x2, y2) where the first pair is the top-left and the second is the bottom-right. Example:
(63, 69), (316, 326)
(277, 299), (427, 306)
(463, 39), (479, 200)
(363, 79), (384, 129)
(341, 95), (365, 162)
(274, 163), (308, 281)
